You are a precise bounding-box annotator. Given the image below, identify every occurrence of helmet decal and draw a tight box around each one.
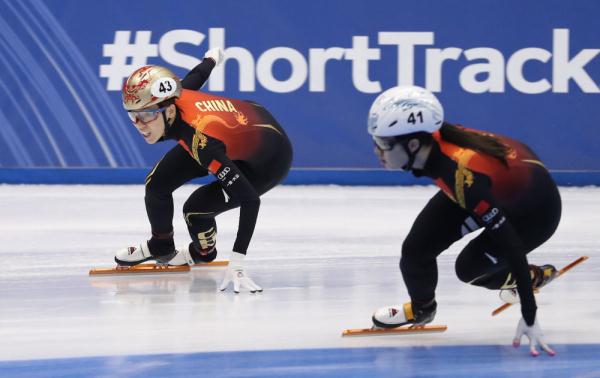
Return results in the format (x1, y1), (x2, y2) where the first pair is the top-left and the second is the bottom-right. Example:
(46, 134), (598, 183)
(123, 66), (153, 105)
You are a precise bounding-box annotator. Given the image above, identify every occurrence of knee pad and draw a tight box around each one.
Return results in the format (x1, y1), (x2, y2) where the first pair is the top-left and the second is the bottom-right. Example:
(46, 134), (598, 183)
(188, 226), (217, 251)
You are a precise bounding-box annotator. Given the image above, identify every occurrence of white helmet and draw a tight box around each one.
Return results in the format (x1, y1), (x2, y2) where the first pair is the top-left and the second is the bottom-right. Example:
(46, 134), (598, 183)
(367, 85), (444, 137)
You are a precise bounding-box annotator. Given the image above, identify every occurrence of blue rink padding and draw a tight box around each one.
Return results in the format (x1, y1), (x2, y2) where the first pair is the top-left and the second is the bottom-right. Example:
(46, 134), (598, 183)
(1, 344), (599, 378)
(0, 168), (599, 186)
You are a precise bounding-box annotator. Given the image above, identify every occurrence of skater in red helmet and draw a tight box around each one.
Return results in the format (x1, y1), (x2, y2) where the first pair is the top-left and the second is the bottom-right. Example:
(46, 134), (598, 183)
(115, 48), (293, 293)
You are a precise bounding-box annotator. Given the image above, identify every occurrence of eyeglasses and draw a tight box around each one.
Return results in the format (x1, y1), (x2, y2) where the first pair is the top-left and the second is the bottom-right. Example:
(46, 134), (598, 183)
(127, 107), (166, 124)
(372, 136), (397, 151)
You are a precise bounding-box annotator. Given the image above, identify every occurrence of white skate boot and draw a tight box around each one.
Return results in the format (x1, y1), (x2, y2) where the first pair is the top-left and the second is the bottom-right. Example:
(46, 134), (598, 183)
(166, 244), (195, 266)
(499, 288), (520, 304)
(169, 244), (218, 265)
(114, 241), (153, 266)
(372, 300), (437, 329)
(499, 264), (558, 304)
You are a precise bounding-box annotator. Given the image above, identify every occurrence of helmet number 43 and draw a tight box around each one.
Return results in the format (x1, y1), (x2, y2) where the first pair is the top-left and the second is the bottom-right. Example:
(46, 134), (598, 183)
(407, 111), (423, 124)
(159, 81), (172, 93)
(151, 78), (177, 98)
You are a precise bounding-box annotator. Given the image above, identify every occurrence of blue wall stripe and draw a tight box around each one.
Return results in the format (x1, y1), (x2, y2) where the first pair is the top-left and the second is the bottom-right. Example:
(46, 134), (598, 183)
(0, 168), (598, 186)
(3, 1), (116, 167)
(28, 0), (146, 166)
(0, 79), (55, 165)
(0, 111), (34, 166)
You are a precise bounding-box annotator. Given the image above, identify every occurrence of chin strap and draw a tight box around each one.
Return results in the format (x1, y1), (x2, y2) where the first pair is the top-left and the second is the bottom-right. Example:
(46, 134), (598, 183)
(399, 138), (421, 171)
(157, 109), (174, 142)
(398, 133), (432, 172)
(160, 111), (169, 141)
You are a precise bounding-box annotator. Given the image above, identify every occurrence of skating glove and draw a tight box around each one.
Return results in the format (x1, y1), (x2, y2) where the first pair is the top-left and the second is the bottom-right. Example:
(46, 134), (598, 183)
(513, 317), (555, 357)
(204, 47), (224, 66)
(219, 252), (263, 294)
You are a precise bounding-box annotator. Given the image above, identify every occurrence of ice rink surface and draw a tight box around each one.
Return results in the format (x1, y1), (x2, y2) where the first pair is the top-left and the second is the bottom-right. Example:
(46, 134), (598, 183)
(0, 184), (599, 377)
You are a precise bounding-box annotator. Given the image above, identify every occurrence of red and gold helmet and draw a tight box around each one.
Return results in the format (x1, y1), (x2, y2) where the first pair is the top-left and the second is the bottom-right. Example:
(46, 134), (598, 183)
(122, 65), (182, 111)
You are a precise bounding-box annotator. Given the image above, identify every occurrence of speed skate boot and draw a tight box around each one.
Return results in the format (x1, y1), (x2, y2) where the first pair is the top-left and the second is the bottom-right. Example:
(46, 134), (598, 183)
(114, 238), (179, 266)
(499, 264), (558, 304)
(372, 299), (437, 329)
(168, 243), (218, 266)
(114, 241), (154, 266)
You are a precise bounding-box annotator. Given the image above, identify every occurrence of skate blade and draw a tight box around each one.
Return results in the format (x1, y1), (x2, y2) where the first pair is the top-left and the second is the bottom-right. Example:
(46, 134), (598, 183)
(491, 256), (588, 316)
(191, 260), (229, 267)
(89, 265), (190, 275)
(88, 260), (229, 275)
(342, 324), (447, 337)
(137, 260), (229, 268)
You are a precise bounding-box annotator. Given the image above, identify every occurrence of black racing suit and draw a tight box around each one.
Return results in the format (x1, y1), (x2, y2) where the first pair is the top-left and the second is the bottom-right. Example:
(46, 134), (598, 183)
(401, 127), (561, 325)
(144, 58), (293, 261)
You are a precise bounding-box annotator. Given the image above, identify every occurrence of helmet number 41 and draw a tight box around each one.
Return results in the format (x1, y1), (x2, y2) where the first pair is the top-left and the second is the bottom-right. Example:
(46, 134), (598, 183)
(407, 111), (423, 124)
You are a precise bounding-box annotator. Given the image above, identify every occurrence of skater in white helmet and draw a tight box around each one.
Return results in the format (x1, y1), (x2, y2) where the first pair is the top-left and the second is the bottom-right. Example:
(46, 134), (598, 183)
(368, 86), (561, 356)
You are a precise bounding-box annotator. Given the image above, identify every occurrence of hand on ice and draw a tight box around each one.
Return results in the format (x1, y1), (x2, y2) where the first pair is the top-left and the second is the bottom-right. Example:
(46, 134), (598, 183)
(204, 47), (224, 66)
(513, 317), (555, 357)
(219, 252), (262, 294)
